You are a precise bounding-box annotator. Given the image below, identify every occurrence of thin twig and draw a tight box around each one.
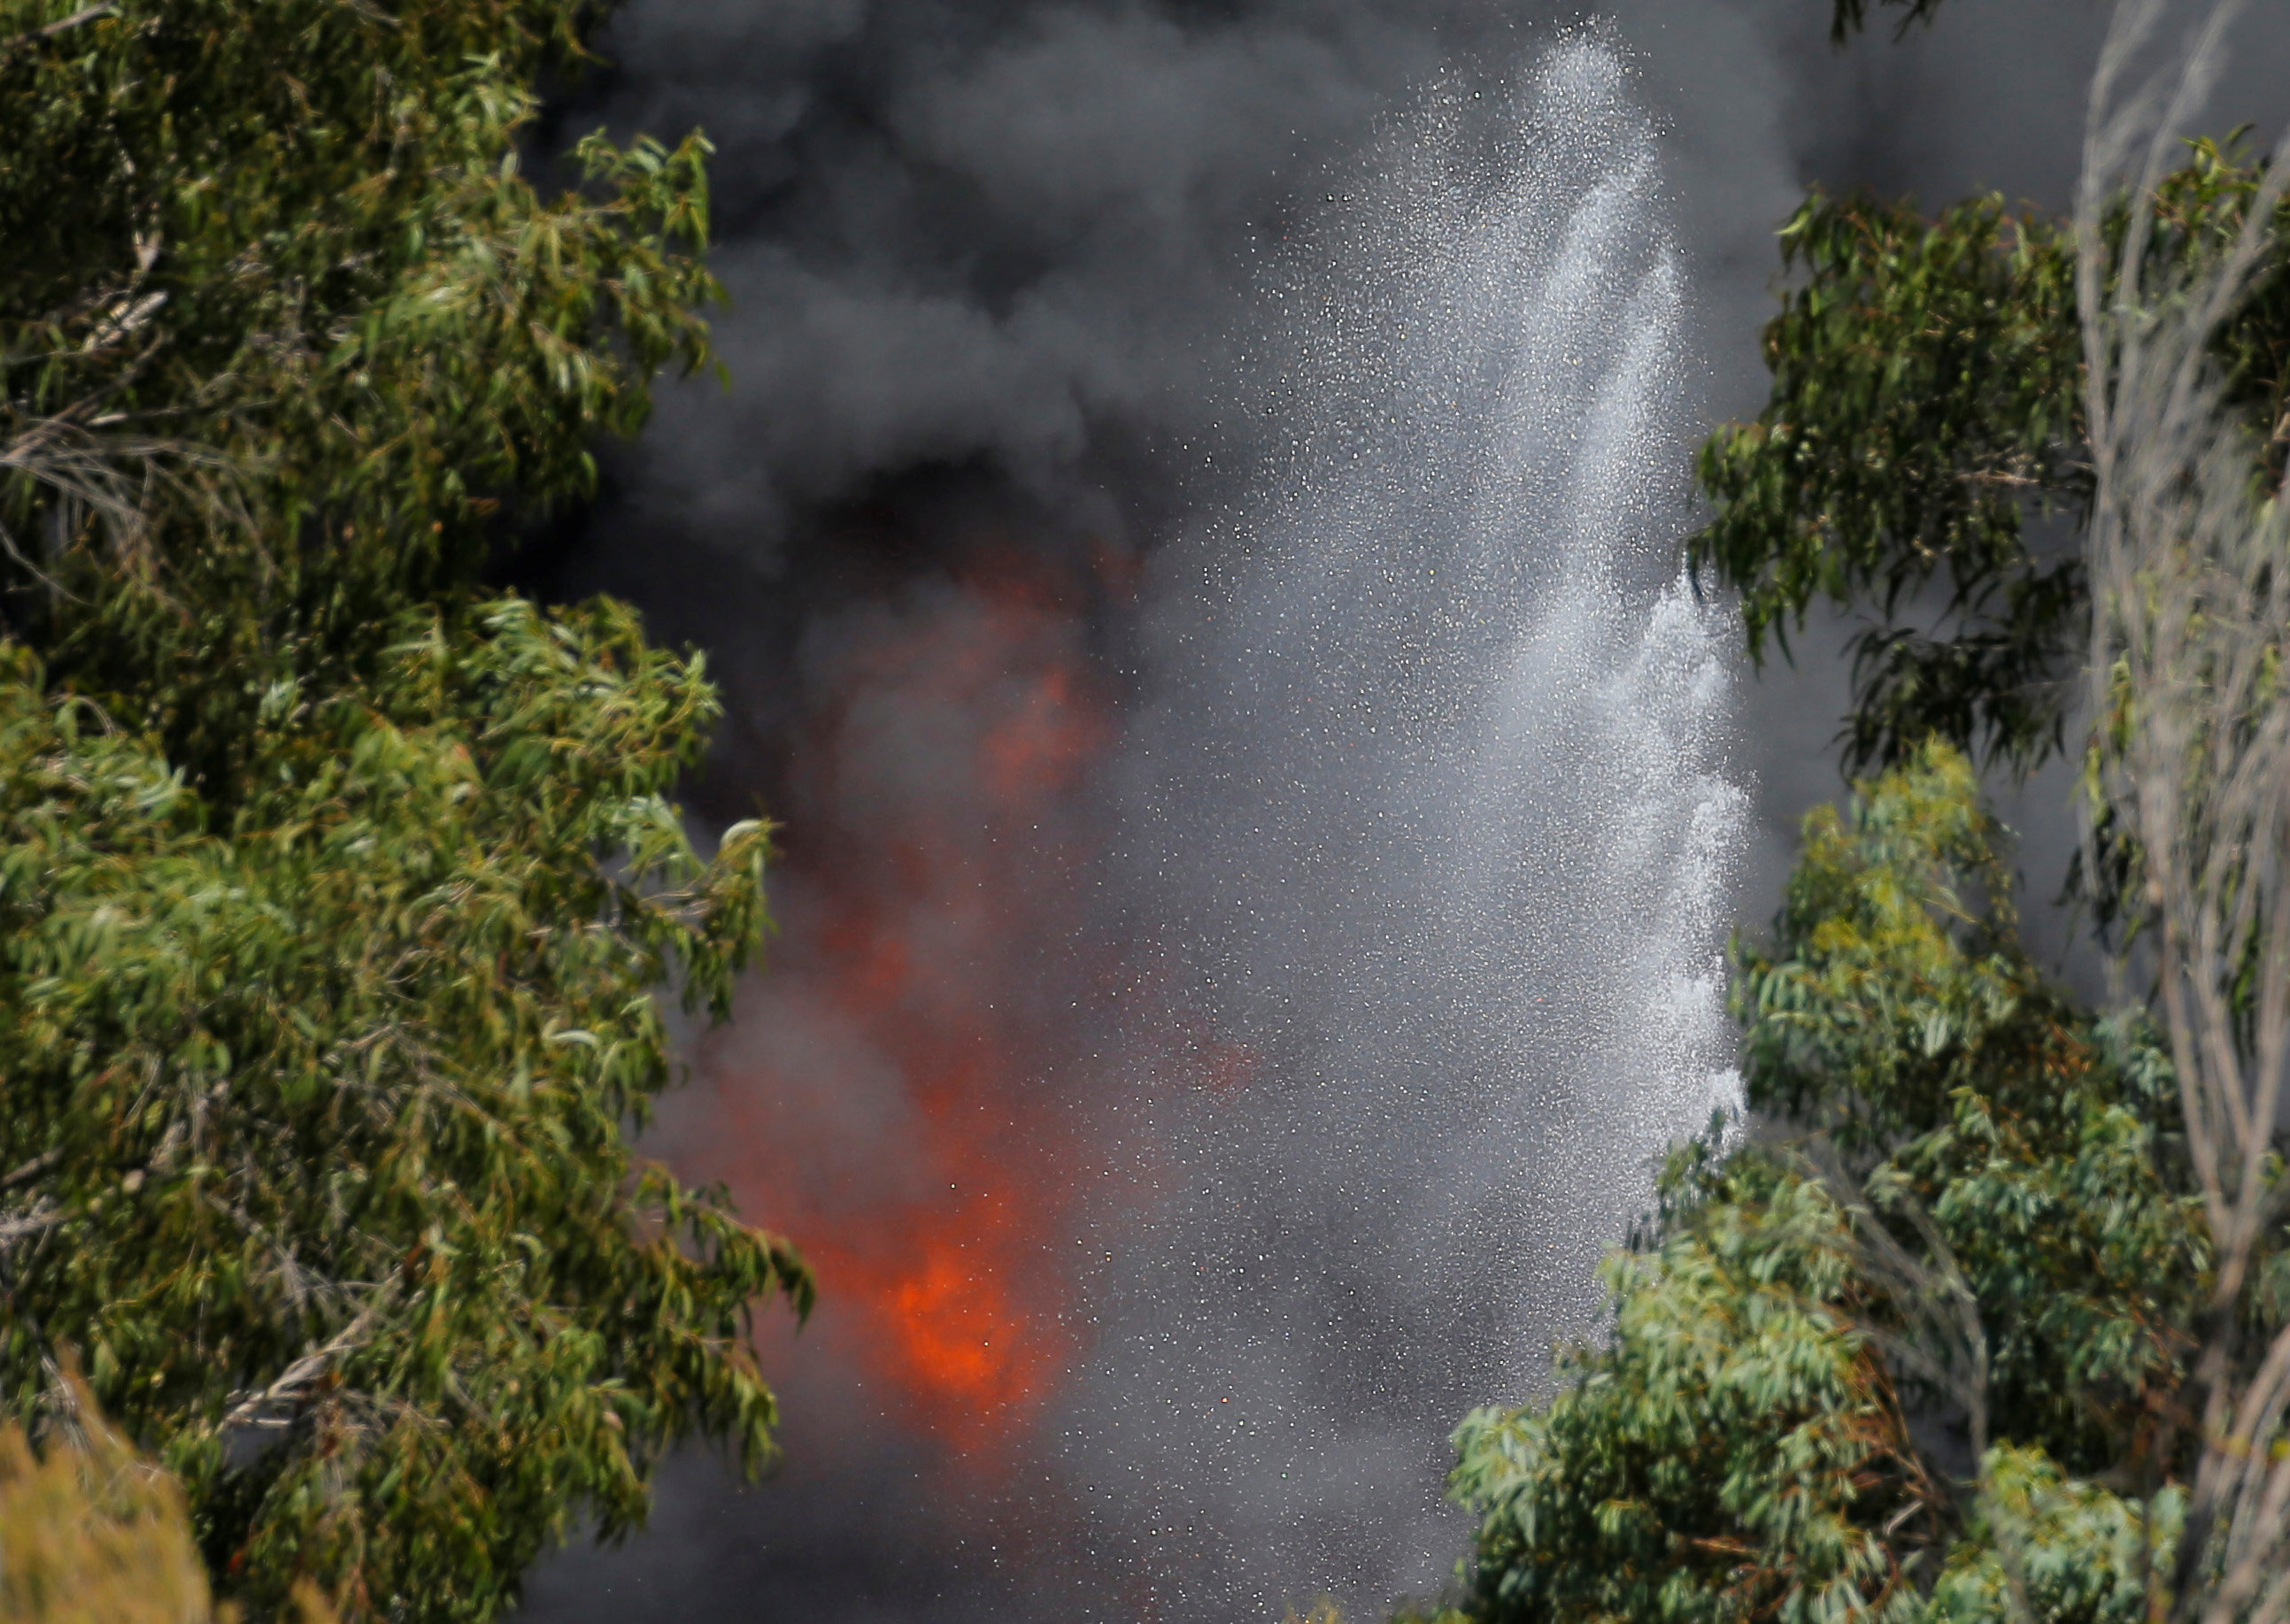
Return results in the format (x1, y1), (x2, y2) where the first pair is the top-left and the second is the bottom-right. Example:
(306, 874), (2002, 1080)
(0, 4), (114, 52)
(0, 1149), (60, 1190)
(219, 1294), (392, 1435)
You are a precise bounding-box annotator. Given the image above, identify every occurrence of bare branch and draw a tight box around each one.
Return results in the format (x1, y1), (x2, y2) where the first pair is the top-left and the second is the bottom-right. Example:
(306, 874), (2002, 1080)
(0, 1203), (63, 1245)
(219, 1293), (392, 1437)
(2080, 4), (2290, 1619)
(0, 1149), (60, 1190)
(0, 4), (116, 54)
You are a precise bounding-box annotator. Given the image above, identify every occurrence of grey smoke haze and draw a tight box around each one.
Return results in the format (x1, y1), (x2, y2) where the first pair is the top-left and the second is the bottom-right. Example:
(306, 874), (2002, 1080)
(514, 4), (2290, 1623)
(547, 0), (2290, 860)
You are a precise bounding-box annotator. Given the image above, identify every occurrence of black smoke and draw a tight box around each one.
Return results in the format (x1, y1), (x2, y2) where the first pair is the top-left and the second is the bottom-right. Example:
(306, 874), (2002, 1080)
(511, 4), (2290, 1622)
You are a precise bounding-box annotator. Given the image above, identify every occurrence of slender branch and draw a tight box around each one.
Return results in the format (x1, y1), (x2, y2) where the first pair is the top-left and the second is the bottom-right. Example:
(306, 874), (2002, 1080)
(0, 1203), (63, 1245)
(219, 1294), (391, 1435)
(0, 4), (115, 52)
(2080, 6), (2290, 1620)
(0, 1149), (60, 1190)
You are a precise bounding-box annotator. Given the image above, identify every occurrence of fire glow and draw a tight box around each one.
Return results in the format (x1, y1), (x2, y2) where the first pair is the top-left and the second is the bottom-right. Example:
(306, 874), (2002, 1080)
(690, 553), (1113, 1457)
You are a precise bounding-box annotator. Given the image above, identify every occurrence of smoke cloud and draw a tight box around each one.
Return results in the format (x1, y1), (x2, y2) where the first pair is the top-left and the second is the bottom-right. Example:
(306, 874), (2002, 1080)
(513, 4), (2290, 1622)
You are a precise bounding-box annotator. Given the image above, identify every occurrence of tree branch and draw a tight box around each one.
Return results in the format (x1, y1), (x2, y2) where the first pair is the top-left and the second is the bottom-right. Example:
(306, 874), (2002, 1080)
(220, 1296), (391, 1435)
(0, 4), (115, 52)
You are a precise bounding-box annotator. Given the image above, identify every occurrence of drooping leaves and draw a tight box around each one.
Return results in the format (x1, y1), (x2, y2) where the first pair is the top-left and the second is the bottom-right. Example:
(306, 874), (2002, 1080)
(1690, 142), (2290, 777)
(1436, 747), (2248, 1624)
(0, 602), (810, 1622)
(0, 5), (806, 1620)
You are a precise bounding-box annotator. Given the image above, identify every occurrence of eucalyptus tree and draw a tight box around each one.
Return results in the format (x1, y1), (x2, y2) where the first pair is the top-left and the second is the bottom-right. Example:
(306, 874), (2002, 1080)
(1426, 743), (2210, 1624)
(0, 4), (809, 1620)
(1424, 4), (2290, 1621)
(2075, 6), (2290, 1613)
(1689, 40), (2290, 777)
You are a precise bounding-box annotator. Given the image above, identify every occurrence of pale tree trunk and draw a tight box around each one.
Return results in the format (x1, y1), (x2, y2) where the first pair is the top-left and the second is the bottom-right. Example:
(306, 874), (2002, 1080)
(2079, 6), (2290, 1620)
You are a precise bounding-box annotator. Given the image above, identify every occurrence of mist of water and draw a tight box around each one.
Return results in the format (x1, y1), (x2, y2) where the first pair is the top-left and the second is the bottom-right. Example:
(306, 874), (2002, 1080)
(1046, 39), (1749, 1619)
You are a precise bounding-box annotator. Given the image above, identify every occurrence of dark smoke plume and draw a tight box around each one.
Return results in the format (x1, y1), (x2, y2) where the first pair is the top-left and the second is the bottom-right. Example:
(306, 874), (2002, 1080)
(514, 4), (2290, 1622)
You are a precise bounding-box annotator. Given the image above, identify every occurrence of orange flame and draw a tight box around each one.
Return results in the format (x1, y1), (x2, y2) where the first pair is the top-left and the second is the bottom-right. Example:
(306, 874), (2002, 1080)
(690, 550), (1112, 1459)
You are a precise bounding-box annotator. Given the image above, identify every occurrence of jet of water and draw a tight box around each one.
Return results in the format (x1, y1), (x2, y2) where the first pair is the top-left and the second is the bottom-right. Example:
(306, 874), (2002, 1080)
(1058, 36), (1749, 1620)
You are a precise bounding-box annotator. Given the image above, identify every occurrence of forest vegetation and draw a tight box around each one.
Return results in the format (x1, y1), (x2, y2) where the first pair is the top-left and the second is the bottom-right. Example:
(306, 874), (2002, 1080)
(1424, 4), (2290, 1624)
(4, 0), (2289, 1621)
(0, 3), (808, 1620)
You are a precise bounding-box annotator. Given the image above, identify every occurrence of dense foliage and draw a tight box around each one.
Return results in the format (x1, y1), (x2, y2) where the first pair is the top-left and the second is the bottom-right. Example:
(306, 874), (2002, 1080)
(1427, 9), (2290, 1624)
(0, 4), (808, 1620)
(1687, 142), (2290, 774)
(1433, 746), (2242, 1624)
(0, 1381), (334, 1624)
(0, 0), (718, 781)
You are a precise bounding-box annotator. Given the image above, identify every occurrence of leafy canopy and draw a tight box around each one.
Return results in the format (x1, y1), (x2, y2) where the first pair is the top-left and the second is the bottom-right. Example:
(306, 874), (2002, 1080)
(0, 1378), (335, 1624)
(1432, 746), (2248, 1624)
(1431, 15), (2290, 1624)
(1688, 141), (2290, 775)
(0, 4), (808, 1620)
(0, 0), (720, 788)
